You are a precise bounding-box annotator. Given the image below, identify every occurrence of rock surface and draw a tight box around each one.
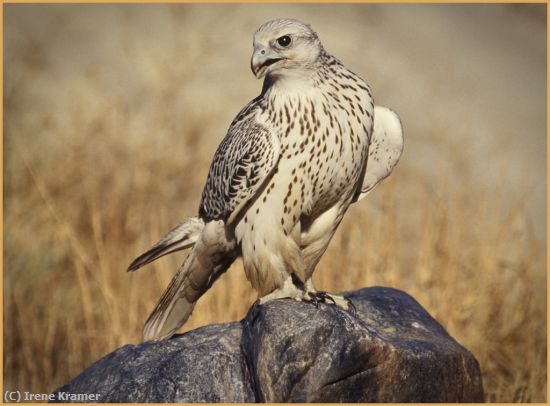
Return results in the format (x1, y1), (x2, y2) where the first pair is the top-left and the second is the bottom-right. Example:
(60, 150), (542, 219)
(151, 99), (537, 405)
(52, 287), (484, 402)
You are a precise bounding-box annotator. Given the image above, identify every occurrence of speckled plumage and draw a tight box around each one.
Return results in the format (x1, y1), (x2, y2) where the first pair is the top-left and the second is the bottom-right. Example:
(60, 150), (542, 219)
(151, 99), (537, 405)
(128, 18), (404, 342)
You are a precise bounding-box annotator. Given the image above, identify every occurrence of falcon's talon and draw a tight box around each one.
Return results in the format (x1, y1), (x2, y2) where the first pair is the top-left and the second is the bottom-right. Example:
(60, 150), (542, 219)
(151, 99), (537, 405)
(345, 298), (357, 315)
(304, 291), (320, 308)
(303, 290), (356, 314)
(248, 300), (263, 323)
(315, 291), (337, 305)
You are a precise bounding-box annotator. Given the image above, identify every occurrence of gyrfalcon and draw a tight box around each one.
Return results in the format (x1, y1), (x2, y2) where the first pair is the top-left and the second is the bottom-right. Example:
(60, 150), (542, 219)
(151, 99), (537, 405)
(128, 18), (404, 342)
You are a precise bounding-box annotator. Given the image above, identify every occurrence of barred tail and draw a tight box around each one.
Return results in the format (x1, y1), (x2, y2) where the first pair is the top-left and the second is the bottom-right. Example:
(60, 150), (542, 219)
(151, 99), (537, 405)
(127, 217), (204, 272)
(142, 249), (200, 341)
(142, 220), (236, 342)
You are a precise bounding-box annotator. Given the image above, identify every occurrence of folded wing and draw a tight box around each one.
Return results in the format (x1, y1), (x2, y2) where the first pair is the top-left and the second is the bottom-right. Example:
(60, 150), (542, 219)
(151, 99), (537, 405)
(354, 106), (404, 202)
(138, 101), (281, 341)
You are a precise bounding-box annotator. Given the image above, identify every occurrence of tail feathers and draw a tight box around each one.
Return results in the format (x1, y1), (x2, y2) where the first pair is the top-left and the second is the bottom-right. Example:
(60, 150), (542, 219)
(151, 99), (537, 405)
(141, 220), (236, 342)
(142, 250), (199, 342)
(127, 217), (204, 272)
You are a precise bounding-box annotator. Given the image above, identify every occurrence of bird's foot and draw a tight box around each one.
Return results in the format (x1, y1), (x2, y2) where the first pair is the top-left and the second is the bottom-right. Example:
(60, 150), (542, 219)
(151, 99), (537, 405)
(258, 280), (307, 305)
(257, 276), (356, 314)
(305, 291), (356, 313)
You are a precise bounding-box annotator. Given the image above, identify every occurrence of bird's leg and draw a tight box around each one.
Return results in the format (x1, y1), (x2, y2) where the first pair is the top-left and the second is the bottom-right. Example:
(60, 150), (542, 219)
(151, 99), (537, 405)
(300, 277), (321, 307)
(258, 274), (307, 305)
(305, 278), (317, 294)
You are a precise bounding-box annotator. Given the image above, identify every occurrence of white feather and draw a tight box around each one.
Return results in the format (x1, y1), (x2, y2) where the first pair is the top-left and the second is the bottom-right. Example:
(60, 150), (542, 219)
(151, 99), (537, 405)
(355, 106), (404, 202)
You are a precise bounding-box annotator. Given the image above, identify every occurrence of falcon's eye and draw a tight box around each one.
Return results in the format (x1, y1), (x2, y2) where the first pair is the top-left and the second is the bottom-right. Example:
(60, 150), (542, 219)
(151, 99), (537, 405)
(276, 35), (292, 47)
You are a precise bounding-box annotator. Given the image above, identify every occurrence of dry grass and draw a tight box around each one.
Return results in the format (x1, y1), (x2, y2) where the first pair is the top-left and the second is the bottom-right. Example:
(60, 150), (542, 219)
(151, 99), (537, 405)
(4, 4), (546, 402)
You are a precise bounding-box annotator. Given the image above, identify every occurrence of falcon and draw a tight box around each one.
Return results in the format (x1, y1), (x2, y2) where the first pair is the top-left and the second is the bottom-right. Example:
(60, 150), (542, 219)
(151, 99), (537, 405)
(128, 18), (404, 342)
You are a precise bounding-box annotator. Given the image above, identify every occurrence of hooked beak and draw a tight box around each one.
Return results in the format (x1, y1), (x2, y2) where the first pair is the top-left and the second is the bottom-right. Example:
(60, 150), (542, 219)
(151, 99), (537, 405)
(251, 45), (283, 79)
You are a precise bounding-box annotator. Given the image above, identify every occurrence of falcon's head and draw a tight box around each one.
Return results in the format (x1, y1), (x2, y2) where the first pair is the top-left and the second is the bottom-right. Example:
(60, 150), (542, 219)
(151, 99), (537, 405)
(251, 19), (323, 79)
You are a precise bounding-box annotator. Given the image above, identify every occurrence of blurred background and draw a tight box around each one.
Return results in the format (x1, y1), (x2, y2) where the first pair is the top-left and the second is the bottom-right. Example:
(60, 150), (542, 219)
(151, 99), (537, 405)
(4, 4), (546, 402)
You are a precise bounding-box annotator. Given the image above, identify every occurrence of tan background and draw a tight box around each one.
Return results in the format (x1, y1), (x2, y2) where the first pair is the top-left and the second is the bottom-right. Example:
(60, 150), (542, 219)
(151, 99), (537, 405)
(4, 4), (546, 401)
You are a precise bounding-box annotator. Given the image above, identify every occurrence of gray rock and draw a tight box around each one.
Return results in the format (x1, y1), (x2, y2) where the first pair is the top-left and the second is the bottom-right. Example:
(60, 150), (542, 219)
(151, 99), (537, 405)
(52, 287), (483, 403)
(53, 323), (255, 402)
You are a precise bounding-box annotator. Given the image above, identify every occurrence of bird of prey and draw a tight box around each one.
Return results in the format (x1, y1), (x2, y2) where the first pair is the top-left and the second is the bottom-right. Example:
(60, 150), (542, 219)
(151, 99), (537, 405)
(128, 18), (403, 342)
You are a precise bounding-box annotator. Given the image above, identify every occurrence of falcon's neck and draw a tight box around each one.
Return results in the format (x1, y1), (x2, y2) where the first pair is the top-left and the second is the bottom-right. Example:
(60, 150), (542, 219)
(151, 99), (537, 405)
(261, 67), (325, 100)
(260, 51), (343, 99)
